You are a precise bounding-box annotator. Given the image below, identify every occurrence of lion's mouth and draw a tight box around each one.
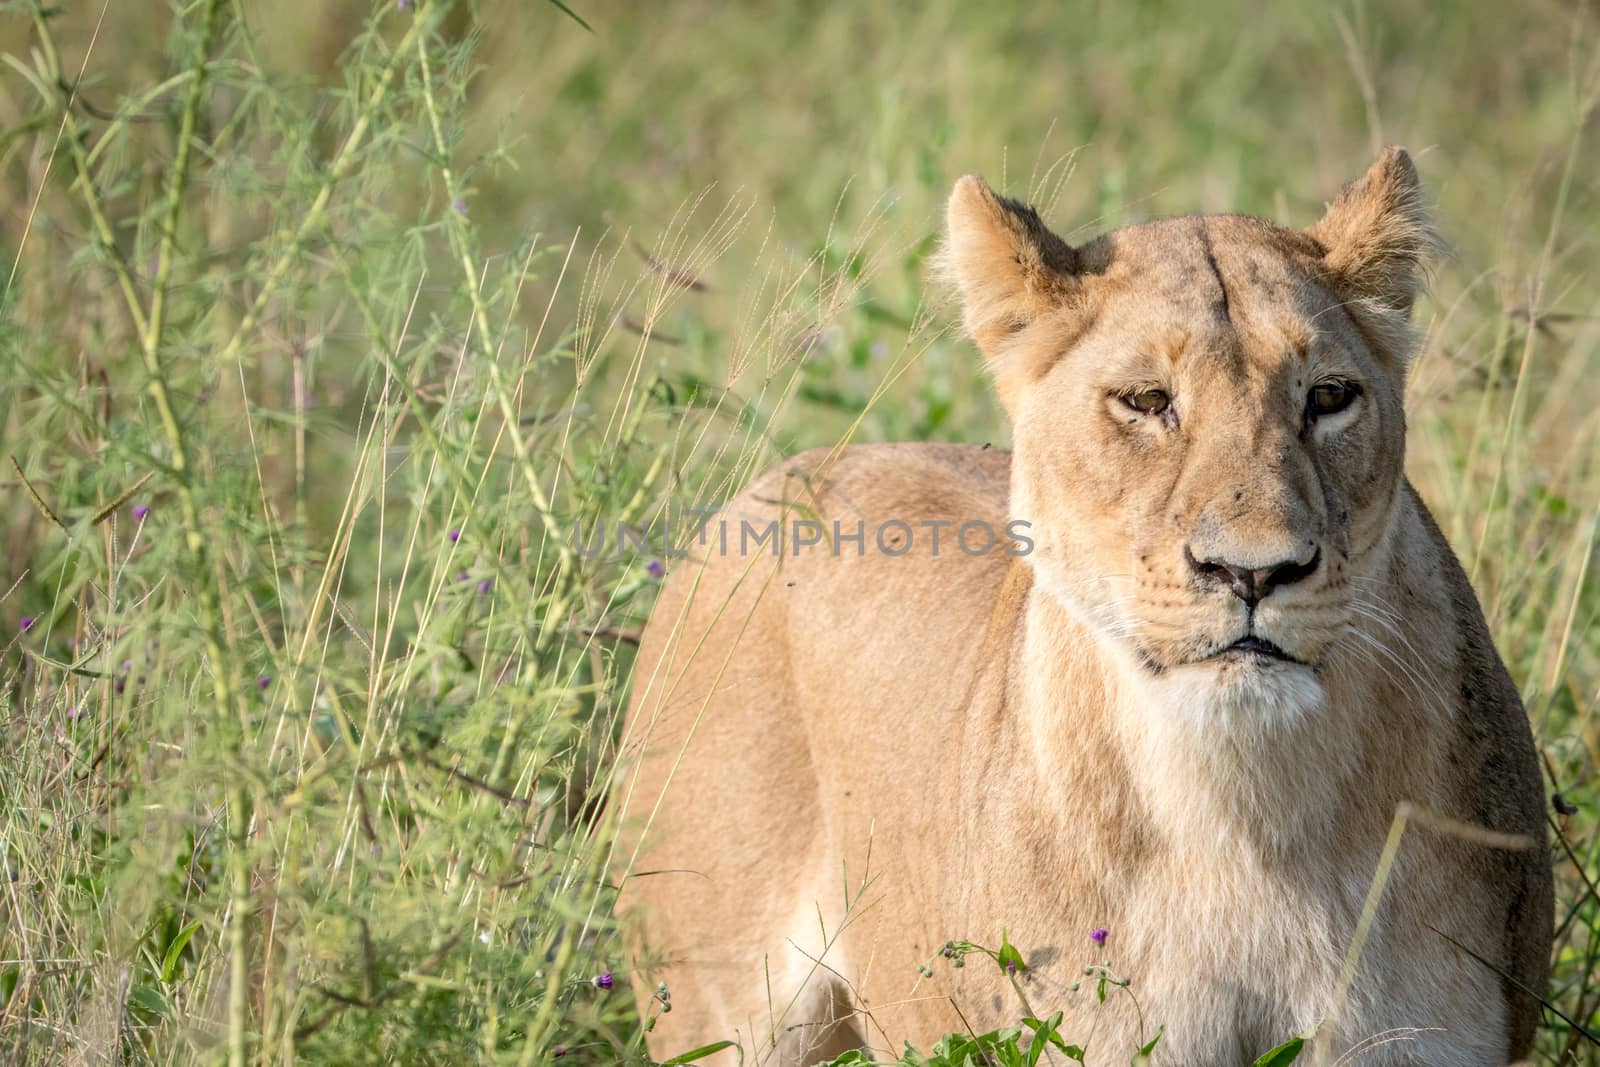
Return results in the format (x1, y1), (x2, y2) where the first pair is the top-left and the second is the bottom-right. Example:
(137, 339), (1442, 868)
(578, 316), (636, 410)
(1220, 635), (1301, 663)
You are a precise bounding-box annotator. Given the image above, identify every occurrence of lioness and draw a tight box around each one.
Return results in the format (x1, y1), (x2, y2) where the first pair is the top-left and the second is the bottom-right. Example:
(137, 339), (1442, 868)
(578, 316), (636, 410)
(615, 150), (1552, 1066)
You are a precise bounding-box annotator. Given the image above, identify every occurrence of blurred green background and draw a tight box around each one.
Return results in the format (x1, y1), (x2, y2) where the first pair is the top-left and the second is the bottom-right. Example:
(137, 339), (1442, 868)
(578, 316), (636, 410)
(0, 0), (1596, 1062)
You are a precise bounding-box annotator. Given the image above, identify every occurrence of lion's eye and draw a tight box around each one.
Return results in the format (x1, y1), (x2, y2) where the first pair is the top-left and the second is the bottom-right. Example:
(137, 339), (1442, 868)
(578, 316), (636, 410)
(1121, 389), (1171, 416)
(1307, 380), (1359, 418)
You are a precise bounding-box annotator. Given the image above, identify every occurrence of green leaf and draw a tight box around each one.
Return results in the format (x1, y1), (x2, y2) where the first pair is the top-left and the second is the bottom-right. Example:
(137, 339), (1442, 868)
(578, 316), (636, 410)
(897, 1039), (930, 1066)
(996, 928), (1028, 976)
(124, 983), (170, 1024)
(1022, 1012), (1065, 1067)
(160, 919), (202, 984)
(660, 1039), (738, 1065)
(1132, 1025), (1165, 1065)
(818, 1051), (873, 1067)
(1252, 1036), (1305, 1066)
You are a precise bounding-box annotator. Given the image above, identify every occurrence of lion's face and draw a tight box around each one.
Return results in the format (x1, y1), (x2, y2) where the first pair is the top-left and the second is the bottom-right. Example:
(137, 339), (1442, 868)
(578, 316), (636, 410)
(1011, 216), (1407, 679)
(946, 151), (1434, 719)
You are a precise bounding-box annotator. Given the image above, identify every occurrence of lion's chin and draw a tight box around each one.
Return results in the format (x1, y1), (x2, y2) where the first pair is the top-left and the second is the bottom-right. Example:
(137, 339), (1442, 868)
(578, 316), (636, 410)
(1143, 656), (1326, 734)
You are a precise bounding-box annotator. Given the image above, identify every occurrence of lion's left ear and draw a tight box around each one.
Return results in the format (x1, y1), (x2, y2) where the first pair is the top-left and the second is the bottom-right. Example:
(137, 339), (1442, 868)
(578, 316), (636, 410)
(1306, 147), (1439, 314)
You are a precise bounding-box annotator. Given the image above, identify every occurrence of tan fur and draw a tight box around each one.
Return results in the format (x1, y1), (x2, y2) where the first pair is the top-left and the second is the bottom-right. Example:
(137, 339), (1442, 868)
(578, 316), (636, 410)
(614, 151), (1552, 1066)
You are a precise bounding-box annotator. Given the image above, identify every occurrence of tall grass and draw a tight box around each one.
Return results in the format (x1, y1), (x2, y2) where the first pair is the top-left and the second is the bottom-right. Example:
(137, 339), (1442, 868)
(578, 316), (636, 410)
(0, 0), (1595, 1063)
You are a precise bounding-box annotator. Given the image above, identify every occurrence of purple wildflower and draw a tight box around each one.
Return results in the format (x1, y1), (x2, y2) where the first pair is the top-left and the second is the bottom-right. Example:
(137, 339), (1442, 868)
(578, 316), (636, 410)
(456, 570), (470, 582)
(257, 675), (272, 691)
(115, 678), (126, 694)
(452, 197), (468, 216)
(1090, 928), (1108, 946)
(133, 504), (150, 520)
(66, 706), (80, 720)
(552, 1046), (567, 1059)
(19, 616), (35, 632)
(592, 972), (614, 990)
(647, 559), (665, 577)
(1005, 960), (1017, 976)
(396, 0), (411, 10)
(477, 578), (493, 594)
(449, 528), (461, 543)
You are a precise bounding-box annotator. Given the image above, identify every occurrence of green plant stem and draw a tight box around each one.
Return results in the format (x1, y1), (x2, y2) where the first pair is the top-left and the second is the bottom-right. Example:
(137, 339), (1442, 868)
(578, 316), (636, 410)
(135, 2), (257, 1063)
(32, 2), (256, 1063)
(137, 5), (254, 1062)
(1319, 806), (1410, 1061)
(414, 28), (579, 606)
(27, 3), (150, 341)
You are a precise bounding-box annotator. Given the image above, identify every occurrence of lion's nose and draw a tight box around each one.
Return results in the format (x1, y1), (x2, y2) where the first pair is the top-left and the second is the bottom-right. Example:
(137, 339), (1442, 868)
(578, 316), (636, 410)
(1184, 546), (1321, 606)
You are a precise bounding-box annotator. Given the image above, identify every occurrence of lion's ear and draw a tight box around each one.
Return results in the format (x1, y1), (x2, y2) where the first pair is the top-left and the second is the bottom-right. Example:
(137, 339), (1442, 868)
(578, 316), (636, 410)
(943, 176), (1086, 385)
(1307, 147), (1439, 314)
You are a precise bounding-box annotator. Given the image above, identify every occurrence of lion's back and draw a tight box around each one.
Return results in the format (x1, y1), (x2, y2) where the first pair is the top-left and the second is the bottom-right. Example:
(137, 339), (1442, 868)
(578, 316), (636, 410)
(619, 440), (1015, 811)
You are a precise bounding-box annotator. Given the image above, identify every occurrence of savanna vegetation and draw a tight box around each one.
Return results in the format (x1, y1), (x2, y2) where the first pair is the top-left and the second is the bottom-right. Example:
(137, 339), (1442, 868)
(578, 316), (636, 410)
(0, 0), (1596, 1062)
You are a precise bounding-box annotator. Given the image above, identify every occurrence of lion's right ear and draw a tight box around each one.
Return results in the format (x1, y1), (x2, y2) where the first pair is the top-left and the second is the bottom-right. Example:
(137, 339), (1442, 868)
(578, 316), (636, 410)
(942, 176), (1086, 399)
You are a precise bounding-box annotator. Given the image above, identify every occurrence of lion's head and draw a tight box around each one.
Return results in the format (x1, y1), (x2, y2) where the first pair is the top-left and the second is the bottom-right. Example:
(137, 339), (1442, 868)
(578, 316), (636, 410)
(945, 150), (1438, 724)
